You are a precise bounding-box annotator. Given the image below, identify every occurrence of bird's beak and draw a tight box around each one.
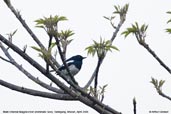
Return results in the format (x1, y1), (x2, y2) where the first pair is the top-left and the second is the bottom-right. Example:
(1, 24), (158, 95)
(83, 57), (86, 59)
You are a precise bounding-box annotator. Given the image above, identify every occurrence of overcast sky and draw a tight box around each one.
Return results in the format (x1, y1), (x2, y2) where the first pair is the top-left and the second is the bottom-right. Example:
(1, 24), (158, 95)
(0, 0), (171, 114)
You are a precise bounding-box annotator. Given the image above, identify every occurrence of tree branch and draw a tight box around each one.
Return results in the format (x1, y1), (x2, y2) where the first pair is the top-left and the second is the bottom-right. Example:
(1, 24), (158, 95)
(3, 0), (60, 68)
(54, 35), (78, 85)
(111, 19), (125, 42)
(46, 35), (53, 74)
(94, 58), (102, 97)
(0, 55), (11, 63)
(0, 34), (120, 114)
(0, 79), (74, 100)
(83, 16), (126, 89)
(2, 1), (125, 113)
(139, 42), (171, 74)
(158, 91), (171, 101)
(133, 98), (137, 114)
(0, 42), (66, 94)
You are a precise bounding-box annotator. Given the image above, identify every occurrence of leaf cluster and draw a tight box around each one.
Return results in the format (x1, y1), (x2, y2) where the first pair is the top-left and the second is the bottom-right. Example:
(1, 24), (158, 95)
(122, 22), (148, 44)
(103, 4), (129, 29)
(31, 43), (56, 61)
(58, 29), (74, 47)
(113, 4), (129, 22)
(58, 30), (74, 40)
(85, 38), (119, 59)
(150, 77), (165, 94)
(103, 15), (116, 29)
(88, 84), (108, 102)
(166, 11), (171, 34)
(35, 15), (74, 58)
(35, 15), (67, 36)
(113, 4), (129, 15)
(6, 29), (17, 42)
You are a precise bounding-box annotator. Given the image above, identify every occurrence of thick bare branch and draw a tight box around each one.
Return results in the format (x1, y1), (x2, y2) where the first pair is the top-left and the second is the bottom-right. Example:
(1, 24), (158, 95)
(0, 79), (74, 100)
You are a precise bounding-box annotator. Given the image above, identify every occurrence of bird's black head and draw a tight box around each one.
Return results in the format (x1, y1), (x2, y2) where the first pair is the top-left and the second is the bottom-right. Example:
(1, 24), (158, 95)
(67, 55), (86, 61)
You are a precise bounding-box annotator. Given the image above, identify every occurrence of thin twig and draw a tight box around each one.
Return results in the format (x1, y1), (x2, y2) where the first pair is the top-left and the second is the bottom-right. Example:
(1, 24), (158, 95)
(111, 20), (124, 42)
(54, 36), (78, 85)
(46, 35), (53, 74)
(133, 98), (136, 114)
(159, 91), (171, 101)
(94, 58), (102, 97)
(0, 55), (11, 63)
(140, 42), (171, 74)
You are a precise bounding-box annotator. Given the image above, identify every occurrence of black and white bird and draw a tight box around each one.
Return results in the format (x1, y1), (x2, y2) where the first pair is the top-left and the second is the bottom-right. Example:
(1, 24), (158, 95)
(58, 55), (86, 77)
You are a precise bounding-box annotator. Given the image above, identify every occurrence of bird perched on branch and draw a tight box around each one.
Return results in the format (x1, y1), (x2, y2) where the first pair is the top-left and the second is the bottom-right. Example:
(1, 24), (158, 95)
(59, 55), (86, 77)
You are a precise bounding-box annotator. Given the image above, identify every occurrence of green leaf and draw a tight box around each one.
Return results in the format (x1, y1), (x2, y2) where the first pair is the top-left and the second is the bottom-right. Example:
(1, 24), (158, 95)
(38, 53), (44, 59)
(99, 84), (108, 95)
(31, 46), (42, 52)
(166, 28), (171, 33)
(159, 80), (165, 88)
(144, 25), (148, 31)
(132, 24), (137, 30)
(140, 24), (148, 32)
(103, 84), (108, 88)
(166, 11), (171, 14)
(103, 16), (110, 20)
(127, 27), (137, 33)
(90, 86), (94, 93)
(167, 19), (171, 24)
(60, 29), (74, 39)
(140, 24), (145, 31)
(55, 15), (68, 22)
(121, 31), (130, 38)
(6, 29), (18, 38)
(11, 29), (18, 36)
(122, 22), (148, 39)
(85, 38), (118, 57)
(35, 25), (45, 29)
(135, 22), (139, 30)
(85, 46), (95, 56)
(113, 4), (129, 15)
(35, 18), (45, 25)
(110, 45), (119, 51)
(67, 39), (73, 45)
(114, 5), (119, 11)
(34, 15), (68, 35)
(50, 42), (56, 49)
(150, 77), (158, 88)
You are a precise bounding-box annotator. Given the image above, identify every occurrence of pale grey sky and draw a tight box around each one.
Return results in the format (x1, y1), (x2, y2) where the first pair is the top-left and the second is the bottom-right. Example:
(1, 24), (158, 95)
(0, 0), (171, 114)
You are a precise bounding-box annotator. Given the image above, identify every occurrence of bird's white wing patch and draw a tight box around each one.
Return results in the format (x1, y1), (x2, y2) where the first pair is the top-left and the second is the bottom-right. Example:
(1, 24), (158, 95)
(61, 64), (79, 76)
